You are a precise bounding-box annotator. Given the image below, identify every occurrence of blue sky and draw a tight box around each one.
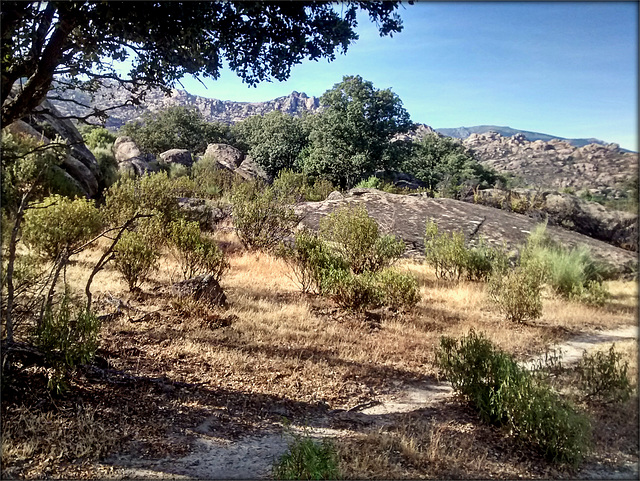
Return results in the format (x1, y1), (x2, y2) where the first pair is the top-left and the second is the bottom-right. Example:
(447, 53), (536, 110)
(177, 2), (638, 150)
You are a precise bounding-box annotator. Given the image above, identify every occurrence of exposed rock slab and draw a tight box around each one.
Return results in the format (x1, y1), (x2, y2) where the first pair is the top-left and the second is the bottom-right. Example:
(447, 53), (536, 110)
(472, 188), (638, 251)
(294, 189), (637, 278)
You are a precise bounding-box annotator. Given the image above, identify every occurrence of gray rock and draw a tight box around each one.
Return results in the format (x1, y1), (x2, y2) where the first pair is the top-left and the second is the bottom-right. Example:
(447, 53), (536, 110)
(171, 274), (226, 308)
(326, 191), (344, 201)
(204, 143), (245, 170)
(160, 149), (193, 167)
(15, 101), (102, 197)
(234, 155), (271, 183)
(294, 189), (637, 278)
(118, 157), (156, 177)
(177, 197), (231, 230)
(113, 136), (142, 162)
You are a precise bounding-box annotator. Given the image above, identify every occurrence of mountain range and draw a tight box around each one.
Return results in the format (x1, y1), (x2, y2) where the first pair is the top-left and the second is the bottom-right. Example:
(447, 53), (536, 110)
(49, 84), (620, 150)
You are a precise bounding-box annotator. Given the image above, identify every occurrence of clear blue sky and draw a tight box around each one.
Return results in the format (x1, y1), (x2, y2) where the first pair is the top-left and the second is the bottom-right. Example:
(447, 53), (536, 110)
(177, 2), (638, 150)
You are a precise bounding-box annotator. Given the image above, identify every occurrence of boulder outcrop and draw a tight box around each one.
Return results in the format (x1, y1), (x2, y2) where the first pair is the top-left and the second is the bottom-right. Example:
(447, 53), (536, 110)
(202, 143), (270, 183)
(294, 189), (637, 279)
(113, 136), (156, 176)
(462, 131), (637, 196)
(471, 188), (637, 251)
(11, 100), (102, 197)
(159, 149), (193, 167)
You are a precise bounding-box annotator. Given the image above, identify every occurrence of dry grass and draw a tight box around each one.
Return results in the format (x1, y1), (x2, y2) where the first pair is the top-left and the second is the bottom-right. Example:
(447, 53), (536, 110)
(2, 231), (637, 478)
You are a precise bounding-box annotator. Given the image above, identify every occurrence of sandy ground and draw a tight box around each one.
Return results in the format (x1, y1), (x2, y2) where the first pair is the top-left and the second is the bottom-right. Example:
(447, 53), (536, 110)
(99, 324), (638, 480)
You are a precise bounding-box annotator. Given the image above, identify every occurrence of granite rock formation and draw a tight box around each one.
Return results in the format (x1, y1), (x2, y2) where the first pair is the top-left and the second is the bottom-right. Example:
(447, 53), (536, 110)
(294, 188), (637, 279)
(462, 131), (637, 195)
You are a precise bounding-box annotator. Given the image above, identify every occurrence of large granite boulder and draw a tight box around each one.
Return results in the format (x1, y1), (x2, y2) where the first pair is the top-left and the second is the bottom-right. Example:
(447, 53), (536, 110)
(160, 149), (193, 167)
(204, 143), (244, 170)
(234, 155), (271, 183)
(472, 188), (638, 251)
(12, 100), (102, 197)
(170, 274), (226, 308)
(177, 197), (231, 230)
(113, 136), (142, 162)
(294, 189), (637, 279)
(113, 136), (156, 176)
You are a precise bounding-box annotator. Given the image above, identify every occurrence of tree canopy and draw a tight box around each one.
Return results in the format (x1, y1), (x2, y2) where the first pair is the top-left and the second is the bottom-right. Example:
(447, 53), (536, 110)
(2, 1), (406, 126)
(301, 75), (413, 188)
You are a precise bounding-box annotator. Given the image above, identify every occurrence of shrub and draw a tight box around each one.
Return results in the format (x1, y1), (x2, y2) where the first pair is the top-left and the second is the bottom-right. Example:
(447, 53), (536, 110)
(272, 169), (307, 203)
(324, 269), (382, 311)
(520, 224), (610, 305)
(375, 268), (421, 310)
(305, 178), (335, 202)
(273, 434), (339, 480)
(37, 295), (101, 393)
(319, 205), (405, 274)
(22, 195), (102, 260)
(92, 146), (119, 190)
(191, 155), (238, 199)
(464, 239), (509, 282)
(231, 180), (299, 251)
(278, 230), (348, 294)
(103, 171), (180, 236)
(113, 230), (159, 291)
(424, 220), (468, 282)
(436, 330), (591, 466)
(168, 218), (229, 281)
(488, 260), (545, 324)
(577, 344), (632, 403)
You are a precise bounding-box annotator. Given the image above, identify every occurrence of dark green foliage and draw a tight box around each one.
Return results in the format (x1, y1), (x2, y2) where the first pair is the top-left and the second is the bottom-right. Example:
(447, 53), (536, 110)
(231, 180), (299, 251)
(120, 106), (229, 156)
(465, 238), (509, 282)
(1, 131), (68, 212)
(374, 268), (421, 310)
(191, 155), (239, 200)
(168, 218), (229, 281)
(233, 112), (308, 177)
(273, 434), (340, 480)
(436, 330), (591, 466)
(37, 295), (101, 393)
(323, 269), (383, 311)
(319, 204), (405, 274)
(103, 172), (180, 231)
(402, 134), (502, 198)
(22, 195), (102, 260)
(272, 169), (336, 203)
(3, 2), (404, 126)
(113, 230), (159, 291)
(79, 125), (116, 150)
(577, 344), (632, 403)
(301, 75), (413, 188)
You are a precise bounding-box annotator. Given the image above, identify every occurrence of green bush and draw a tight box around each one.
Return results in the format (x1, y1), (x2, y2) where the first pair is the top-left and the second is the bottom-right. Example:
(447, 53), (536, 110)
(272, 169), (308, 203)
(22, 194), (102, 260)
(168, 218), (229, 281)
(103, 171), (180, 235)
(305, 178), (336, 202)
(37, 295), (101, 393)
(278, 230), (348, 294)
(191, 156), (238, 199)
(92, 146), (119, 190)
(520, 224), (610, 305)
(464, 239), (509, 282)
(113, 230), (159, 291)
(436, 330), (591, 466)
(324, 269), (382, 311)
(273, 434), (339, 480)
(488, 260), (545, 324)
(375, 268), (421, 310)
(577, 344), (632, 403)
(319, 205), (405, 274)
(231, 180), (299, 251)
(424, 220), (469, 282)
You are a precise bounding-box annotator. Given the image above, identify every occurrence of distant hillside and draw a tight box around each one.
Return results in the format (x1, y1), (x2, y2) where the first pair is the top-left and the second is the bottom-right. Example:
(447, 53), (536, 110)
(49, 82), (322, 130)
(435, 125), (610, 149)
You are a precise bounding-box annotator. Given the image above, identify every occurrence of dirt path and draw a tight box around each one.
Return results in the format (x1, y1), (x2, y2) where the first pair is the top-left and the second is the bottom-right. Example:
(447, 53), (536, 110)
(101, 324), (637, 480)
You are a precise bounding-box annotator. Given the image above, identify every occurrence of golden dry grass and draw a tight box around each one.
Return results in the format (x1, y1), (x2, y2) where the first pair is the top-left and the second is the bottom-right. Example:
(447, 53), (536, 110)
(2, 231), (637, 479)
